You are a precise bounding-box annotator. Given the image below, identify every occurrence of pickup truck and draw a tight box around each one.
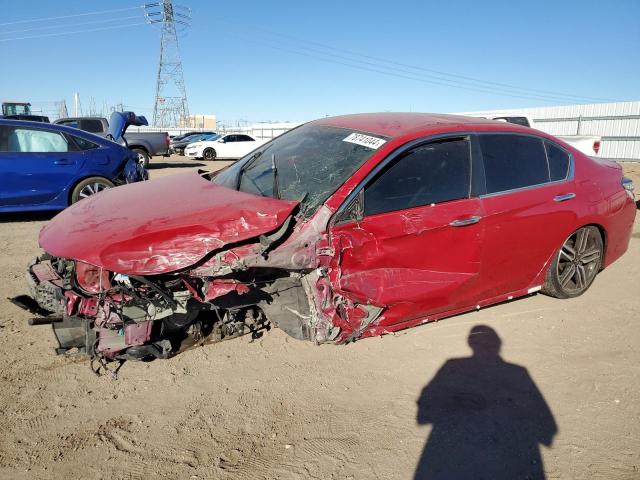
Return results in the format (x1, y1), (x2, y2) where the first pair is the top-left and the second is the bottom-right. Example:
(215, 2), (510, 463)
(53, 116), (170, 167)
(477, 115), (601, 156)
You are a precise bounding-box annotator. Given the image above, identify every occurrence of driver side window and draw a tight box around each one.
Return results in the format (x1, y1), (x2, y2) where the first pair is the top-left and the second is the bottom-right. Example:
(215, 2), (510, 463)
(364, 137), (471, 216)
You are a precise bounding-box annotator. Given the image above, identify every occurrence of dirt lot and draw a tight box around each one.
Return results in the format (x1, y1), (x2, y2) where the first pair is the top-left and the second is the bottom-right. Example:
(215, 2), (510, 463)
(0, 158), (638, 480)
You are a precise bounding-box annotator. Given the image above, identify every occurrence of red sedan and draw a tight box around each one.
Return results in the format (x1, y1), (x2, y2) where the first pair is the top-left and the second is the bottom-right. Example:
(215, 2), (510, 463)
(19, 113), (636, 365)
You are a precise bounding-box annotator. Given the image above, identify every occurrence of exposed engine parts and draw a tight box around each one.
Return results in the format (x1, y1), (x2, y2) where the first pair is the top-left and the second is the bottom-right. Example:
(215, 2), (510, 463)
(18, 255), (282, 375)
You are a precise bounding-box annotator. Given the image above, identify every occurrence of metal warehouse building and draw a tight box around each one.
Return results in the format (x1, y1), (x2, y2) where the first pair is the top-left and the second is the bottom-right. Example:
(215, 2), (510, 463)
(457, 101), (640, 162)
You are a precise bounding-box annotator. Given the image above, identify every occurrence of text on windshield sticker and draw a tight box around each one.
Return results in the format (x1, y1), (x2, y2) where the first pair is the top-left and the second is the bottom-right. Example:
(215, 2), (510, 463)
(343, 132), (387, 150)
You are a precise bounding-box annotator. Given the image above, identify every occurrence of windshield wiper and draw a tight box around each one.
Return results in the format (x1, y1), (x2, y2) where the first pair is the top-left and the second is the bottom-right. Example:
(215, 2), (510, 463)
(236, 145), (271, 190)
(271, 153), (280, 199)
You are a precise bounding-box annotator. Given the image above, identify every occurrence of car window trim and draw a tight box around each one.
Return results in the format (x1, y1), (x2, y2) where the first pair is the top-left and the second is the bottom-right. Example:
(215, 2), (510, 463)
(1, 125), (73, 154)
(475, 131), (574, 200)
(332, 132), (477, 226)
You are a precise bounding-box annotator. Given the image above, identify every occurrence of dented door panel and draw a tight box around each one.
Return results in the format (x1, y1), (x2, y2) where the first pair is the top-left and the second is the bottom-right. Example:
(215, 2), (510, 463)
(328, 197), (485, 330)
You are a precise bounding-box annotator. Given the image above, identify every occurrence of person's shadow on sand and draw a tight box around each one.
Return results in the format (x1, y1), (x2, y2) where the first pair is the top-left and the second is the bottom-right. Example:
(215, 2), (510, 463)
(415, 325), (557, 480)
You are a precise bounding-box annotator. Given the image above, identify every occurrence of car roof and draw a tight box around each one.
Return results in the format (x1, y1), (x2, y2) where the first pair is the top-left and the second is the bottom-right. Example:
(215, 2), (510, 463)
(0, 118), (109, 143)
(313, 112), (527, 138)
(0, 118), (69, 131)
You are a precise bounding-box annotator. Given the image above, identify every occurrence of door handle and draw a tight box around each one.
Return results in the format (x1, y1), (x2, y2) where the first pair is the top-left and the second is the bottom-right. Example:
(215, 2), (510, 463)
(449, 216), (482, 227)
(53, 159), (71, 165)
(553, 193), (576, 202)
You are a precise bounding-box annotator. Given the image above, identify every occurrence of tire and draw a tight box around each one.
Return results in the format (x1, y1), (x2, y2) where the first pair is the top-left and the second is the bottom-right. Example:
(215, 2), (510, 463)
(132, 148), (150, 168)
(70, 177), (115, 204)
(203, 148), (217, 160)
(542, 226), (603, 299)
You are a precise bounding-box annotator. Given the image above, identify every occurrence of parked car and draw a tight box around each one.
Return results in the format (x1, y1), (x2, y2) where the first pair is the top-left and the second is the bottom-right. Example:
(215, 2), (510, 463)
(2, 114), (50, 123)
(0, 111), (147, 213)
(170, 133), (218, 155)
(471, 114), (602, 156)
(53, 116), (170, 167)
(17, 113), (636, 365)
(170, 130), (216, 142)
(185, 133), (267, 160)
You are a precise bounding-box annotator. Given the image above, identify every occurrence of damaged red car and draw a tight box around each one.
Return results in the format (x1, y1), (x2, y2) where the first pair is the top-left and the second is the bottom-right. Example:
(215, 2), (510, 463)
(16, 113), (636, 367)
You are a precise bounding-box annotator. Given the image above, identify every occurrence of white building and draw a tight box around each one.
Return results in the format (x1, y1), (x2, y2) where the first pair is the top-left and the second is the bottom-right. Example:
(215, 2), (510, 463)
(457, 101), (640, 161)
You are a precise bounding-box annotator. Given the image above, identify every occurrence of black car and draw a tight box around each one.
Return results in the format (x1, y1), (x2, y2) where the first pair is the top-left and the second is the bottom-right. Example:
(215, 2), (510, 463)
(170, 130), (216, 142)
(170, 133), (217, 155)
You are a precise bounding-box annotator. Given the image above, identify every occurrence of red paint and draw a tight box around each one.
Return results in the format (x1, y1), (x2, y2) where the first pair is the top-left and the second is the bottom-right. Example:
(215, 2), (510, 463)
(204, 279), (250, 301)
(39, 172), (298, 275)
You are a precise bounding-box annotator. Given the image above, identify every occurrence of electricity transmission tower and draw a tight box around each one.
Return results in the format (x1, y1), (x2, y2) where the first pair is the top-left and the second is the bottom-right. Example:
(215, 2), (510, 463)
(145, 0), (191, 127)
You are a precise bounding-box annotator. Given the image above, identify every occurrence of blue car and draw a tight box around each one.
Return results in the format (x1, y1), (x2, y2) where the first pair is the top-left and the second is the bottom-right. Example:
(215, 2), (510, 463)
(0, 112), (147, 213)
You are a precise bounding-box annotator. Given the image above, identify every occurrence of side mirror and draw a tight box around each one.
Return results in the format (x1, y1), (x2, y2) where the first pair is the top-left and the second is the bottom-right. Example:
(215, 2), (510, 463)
(219, 138), (226, 143)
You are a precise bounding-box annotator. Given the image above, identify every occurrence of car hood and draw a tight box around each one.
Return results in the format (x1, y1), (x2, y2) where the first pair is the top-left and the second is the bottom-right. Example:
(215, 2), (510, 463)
(39, 172), (299, 275)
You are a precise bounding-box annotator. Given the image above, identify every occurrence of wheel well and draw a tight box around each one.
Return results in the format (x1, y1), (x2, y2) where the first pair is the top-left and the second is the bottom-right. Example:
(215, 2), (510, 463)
(589, 223), (608, 268)
(130, 146), (149, 155)
(67, 175), (111, 205)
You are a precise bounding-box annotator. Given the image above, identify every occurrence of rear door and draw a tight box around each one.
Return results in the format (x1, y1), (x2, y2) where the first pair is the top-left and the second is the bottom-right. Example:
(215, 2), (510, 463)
(0, 125), (85, 207)
(219, 134), (237, 157)
(235, 135), (257, 157)
(476, 133), (576, 299)
(328, 135), (486, 329)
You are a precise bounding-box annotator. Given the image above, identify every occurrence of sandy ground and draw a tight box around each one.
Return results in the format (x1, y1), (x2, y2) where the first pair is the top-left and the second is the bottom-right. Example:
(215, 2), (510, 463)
(0, 157), (638, 480)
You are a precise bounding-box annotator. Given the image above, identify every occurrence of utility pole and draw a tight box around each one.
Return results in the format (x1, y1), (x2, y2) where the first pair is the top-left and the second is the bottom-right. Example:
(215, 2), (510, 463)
(145, 0), (191, 128)
(73, 92), (82, 117)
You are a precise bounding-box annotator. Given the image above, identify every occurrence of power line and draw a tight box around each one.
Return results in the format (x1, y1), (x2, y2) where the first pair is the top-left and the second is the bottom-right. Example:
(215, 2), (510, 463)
(0, 6), (143, 27)
(228, 33), (611, 104)
(0, 15), (143, 36)
(246, 27), (613, 103)
(221, 19), (614, 104)
(0, 22), (148, 43)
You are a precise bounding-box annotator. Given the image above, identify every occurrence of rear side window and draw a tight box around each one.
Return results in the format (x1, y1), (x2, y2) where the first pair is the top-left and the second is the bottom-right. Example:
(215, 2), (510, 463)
(364, 138), (471, 216)
(545, 141), (570, 181)
(1, 127), (70, 153)
(479, 134), (548, 194)
(79, 119), (104, 133)
(70, 135), (100, 151)
(237, 135), (253, 142)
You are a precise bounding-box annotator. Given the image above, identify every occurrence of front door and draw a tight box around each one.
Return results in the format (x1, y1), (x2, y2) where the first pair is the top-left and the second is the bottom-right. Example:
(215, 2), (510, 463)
(328, 136), (485, 330)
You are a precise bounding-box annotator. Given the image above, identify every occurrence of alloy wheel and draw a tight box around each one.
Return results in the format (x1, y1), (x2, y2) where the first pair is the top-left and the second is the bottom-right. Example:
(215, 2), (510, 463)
(556, 227), (602, 294)
(78, 182), (110, 199)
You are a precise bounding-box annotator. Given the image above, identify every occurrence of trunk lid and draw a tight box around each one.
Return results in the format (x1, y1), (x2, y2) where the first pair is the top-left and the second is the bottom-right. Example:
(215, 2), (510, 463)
(39, 172), (299, 275)
(108, 111), (149, 142)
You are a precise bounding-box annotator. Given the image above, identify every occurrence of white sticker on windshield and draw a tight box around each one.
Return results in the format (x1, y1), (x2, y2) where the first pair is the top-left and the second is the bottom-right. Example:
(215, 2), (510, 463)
(343, 132), (386, 150)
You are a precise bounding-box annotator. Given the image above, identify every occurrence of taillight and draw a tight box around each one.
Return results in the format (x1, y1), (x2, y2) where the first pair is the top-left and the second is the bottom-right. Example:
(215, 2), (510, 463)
(165, 134), (170, 146)
(622, 176), (635, 200)
(593, 140), (601, 155)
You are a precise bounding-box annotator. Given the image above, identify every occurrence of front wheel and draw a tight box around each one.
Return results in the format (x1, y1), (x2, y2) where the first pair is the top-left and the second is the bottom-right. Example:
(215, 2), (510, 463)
(71, 177), (115, 204)
(132, 148), (150, 168)
(542, 226), (603, 299)
(203, 148), (217, 160)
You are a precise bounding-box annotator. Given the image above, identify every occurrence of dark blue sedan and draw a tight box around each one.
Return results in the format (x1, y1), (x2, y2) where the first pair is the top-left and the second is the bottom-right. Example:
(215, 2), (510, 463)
(0, 112), (147, 213)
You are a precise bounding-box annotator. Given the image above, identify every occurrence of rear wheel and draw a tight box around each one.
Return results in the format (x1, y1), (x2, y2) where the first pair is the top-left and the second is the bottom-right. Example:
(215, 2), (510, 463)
(203, 148), (216, 160)
(542, 226), (603, 298)
(71, 177), (114, 204)
(132, 148), (150, 168)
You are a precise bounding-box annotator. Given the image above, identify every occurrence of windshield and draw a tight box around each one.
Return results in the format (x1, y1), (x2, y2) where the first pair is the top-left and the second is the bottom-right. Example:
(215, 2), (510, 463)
(212, 124), (386, 217)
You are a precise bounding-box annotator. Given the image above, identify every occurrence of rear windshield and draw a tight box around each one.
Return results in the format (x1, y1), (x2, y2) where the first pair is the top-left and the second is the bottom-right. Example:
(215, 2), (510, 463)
(213, 124), (385, 217)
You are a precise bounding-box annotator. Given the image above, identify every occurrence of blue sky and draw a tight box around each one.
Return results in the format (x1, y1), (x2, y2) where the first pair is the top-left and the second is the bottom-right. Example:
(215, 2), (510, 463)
(1, 0), (639, 124)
